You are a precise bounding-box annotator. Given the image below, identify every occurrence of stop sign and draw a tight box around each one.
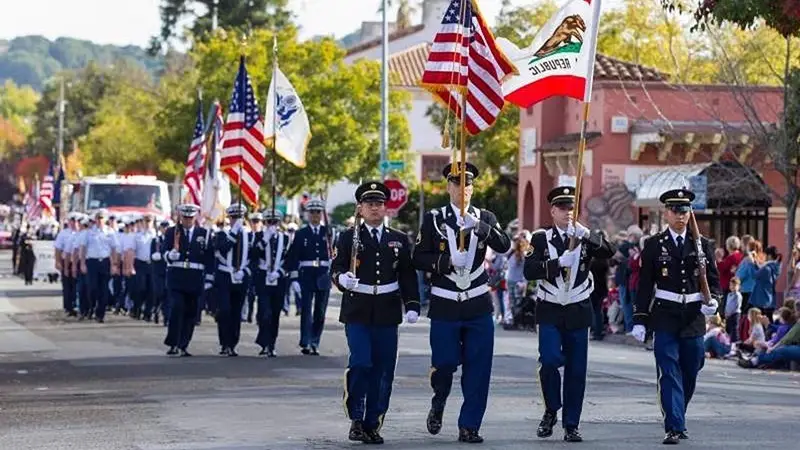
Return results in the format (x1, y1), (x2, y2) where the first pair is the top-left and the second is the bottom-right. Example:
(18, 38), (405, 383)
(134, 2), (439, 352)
(383, 179), (408, 216)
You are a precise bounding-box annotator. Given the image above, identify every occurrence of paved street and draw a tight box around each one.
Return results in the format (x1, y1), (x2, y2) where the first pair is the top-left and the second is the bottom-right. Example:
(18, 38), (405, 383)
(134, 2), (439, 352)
(1, 254), (799, 450)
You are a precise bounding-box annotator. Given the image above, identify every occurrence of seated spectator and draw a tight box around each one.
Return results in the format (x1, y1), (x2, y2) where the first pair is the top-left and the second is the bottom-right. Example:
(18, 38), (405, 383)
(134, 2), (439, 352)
(739, 309), (800, 369)
(704, 315), (731, 358)
(735, 308), (768, 355)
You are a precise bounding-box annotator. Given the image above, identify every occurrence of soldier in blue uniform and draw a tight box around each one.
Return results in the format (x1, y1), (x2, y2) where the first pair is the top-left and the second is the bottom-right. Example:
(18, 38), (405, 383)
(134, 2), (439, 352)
(245, 212), (264, 323)
(252, 209), (290, 357)
(412, 162), (511, 443)
(523, 186), (615, 443)
(214, 203), (252, 357)
(150, 219), (170, 325)
(632, 188), (720, 445)
(285, 199), (332, 355)
(162, 204), (215, 356)
(332, 181), (421, 445)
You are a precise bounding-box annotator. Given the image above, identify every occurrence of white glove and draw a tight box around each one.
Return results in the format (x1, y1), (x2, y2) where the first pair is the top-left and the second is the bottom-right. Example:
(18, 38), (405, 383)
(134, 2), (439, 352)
(632, 324), (647, 343)
(405, 310), (419, 324)
(450, 251), (469, 268)
(566, 221), (590, 239)
(167, 249), (180, 261)
(151, 252), (162, 261)
(204, 282), (212, 290)
(338, 272), (359, 290)
(461, 213), (480, 229)
(267, 271), (280, 282)
(233, 270), (245, 282)
(231, 219), (243, 234)
(701, 299), (719, 316)
(558, 248), (579, 267)
(291, 281), (302, 296)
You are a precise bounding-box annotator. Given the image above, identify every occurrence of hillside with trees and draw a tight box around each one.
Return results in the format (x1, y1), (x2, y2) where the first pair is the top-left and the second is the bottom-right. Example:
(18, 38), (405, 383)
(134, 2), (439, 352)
(0, 36), (163, 91)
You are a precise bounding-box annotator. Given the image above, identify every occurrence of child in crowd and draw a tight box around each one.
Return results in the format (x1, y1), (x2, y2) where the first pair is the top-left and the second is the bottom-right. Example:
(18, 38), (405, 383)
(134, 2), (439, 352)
(736, 308), (768, 355)
(704, 314), (731, 358)
(605, 278), (622, 334)
(725, 278), (743, 342)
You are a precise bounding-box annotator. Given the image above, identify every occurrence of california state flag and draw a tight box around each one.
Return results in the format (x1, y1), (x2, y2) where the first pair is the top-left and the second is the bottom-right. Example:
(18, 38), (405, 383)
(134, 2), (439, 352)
(497, 0), (602, 107)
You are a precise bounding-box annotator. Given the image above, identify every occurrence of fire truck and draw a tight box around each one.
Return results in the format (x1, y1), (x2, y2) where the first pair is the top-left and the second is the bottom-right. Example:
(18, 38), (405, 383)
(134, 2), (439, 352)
(68, 174), (172, 222)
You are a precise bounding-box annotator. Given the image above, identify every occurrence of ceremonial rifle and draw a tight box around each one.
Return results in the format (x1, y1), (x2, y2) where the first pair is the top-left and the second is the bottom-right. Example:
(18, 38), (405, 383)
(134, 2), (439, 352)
(688, 208), (713, 306)
(350, 203), (361, 274)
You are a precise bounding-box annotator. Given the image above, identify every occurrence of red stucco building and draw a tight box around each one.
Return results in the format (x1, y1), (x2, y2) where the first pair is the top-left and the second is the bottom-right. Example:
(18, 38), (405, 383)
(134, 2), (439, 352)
(518, 54), (786, 256)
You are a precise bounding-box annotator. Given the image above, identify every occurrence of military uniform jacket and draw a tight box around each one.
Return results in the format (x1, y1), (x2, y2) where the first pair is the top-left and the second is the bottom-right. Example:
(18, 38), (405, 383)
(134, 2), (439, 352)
(250, 230), (290, 286)
(412, 204), (511, 321)
(332, 225), (420, 326)
(213, 228), (252, 288)
(160, 224), (214, 295)
(285, 224), (332, 291)
(634, 229), (721, 337)
(524, 226), (615, 330)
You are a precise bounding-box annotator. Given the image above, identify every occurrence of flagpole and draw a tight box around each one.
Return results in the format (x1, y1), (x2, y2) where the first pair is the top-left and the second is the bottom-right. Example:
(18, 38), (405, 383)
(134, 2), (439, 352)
(271, 35), (279, 218)
(457, 0), (469, 252)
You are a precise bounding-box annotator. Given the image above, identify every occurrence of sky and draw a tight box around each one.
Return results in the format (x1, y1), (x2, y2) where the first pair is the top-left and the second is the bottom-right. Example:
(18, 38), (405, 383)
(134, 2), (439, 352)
(0, 0), (624, 48)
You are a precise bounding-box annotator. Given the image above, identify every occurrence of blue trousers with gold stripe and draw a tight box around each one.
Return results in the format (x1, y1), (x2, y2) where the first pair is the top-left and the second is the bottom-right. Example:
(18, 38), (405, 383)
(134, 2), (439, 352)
(429, 314), (494, 430)
(537, 323), (588, 430)
(343, 323), (398, 431)
(653, 331), (704, 433)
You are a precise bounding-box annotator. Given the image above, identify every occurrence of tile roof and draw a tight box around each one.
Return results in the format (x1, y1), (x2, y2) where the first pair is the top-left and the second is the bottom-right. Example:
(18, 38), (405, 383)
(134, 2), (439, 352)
(383, 43), (668, 88)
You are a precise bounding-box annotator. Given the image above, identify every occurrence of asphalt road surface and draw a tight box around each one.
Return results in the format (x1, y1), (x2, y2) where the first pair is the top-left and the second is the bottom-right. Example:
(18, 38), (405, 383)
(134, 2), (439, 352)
(1, 253), (799, 449)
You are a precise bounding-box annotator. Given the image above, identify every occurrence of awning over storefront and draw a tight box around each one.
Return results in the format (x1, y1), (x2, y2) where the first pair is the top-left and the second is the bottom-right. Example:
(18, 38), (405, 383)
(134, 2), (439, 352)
(634, 161), (772, 209)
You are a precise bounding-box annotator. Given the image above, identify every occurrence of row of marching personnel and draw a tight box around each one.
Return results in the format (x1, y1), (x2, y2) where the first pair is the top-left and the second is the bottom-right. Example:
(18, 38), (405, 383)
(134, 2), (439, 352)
(51, 203), (331, 358)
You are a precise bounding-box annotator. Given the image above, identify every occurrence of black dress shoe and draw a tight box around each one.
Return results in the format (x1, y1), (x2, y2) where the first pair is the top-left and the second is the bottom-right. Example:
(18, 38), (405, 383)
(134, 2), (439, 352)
(362, 429), (384, 444)
(219, 347), (229, 356)
(310, 346), (319, 355)
(458, 428), (484, 443)
(663, 431), (681, 445)
(267, 349), (277, 358)
(678, 431), (689, 440)
(301, 347), (311, 355)
(563, 428), (583, 442)
(348, 421), (364, 441)
(227, 348), (238, 357)
(166, 347), (179, 356)
(258, 347), (268, 356)
(426, 408), (443, 435)
(179, 349), (192, 357)
(537, 410), (558, 438)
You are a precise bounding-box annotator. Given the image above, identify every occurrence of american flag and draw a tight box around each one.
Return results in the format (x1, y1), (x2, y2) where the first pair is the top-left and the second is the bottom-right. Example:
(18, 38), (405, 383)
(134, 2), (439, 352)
(183, 100), (206, 206)
(220, 56), (266, 206)
(420, 0), (517, 135)
(26, 176), (42, 221)
(39, 162), (54, 216)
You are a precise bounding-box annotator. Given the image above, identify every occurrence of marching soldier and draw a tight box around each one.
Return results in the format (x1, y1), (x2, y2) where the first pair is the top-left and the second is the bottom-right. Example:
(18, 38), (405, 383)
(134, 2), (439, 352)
(79, 210), (120, 323)
(412, 162), (511, 443)
(162, 204), (214, 356)
(73, 215), (91, 318)
(245, 212), (264, 323)
(54, 213), (78, 316)
(632, 188), (720, 445)
(150, 219), (170, 325)
(285, 199), (332, 355)
(108, 214), (125, 315)
(134, 214), (157, 321)
(523, 186), (615, 443)
(332, 181), (420, 444)
(252, 209), (289, 357)
(214, 204), (252, 357)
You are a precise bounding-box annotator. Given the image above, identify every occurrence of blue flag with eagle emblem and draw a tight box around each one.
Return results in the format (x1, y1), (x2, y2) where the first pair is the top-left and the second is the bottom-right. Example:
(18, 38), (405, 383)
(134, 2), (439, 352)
(264, 64), (311, 168)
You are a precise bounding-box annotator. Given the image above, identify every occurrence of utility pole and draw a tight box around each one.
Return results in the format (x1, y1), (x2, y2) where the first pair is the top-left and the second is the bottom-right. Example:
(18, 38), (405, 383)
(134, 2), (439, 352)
(380, 0), (389, 182)
(212, 0), (219, 30)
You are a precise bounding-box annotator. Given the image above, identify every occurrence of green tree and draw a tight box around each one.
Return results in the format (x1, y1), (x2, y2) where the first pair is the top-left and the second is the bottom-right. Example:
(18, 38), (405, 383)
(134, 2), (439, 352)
(659, 0), (800, 37)
(0, 80), (39, 136)
(78, 67), (162, 175)
(161, 27), (412, 201)
(149, 0), (294, 55)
